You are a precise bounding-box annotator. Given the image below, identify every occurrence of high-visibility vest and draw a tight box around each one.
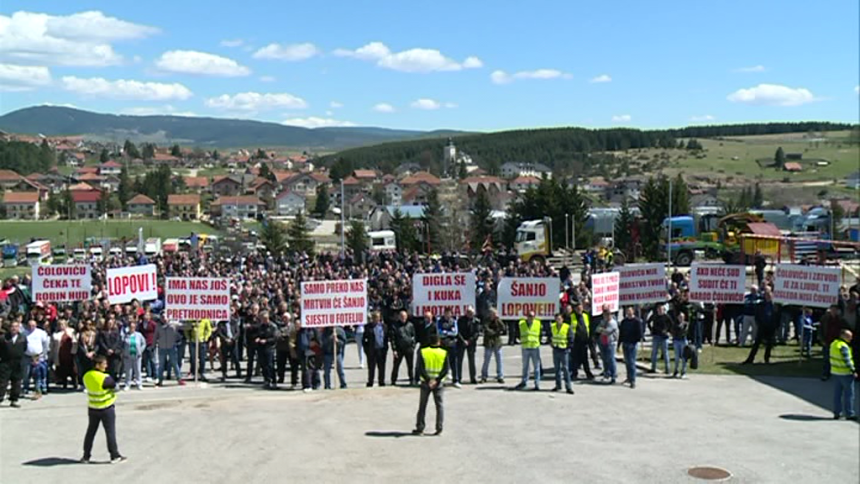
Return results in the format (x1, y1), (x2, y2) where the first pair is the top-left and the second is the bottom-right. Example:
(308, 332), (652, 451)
(83, 370), (116, 410)
(551, 322), (571, 349)
(421, 346), (448, 381)
(571, 313), (590, 337)
(519, 319), (541, 348)
(830, 339), (854, 376)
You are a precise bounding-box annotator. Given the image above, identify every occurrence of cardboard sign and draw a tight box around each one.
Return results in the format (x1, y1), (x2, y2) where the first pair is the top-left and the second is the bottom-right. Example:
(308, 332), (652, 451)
(773, 264), (840, 308)
(689, 264), (746, 303)
(301, 279), (368, 328)
(106, 264), (158, 305)
(411, 272), (476, 317)
(591, 271), (620, 315)
(496, 277), (559, 319)
(31, 264), (91, 303)
(618, 263), (667, 305)
(165, 277), (231, 321)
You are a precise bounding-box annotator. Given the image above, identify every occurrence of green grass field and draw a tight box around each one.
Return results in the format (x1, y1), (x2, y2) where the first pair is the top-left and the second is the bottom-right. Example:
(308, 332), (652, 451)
(0, 220), (221, 248)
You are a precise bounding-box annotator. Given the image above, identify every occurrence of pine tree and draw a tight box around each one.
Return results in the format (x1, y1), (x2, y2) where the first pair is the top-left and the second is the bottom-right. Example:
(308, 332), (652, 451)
(118, 165), (133, 210)
(142, 143), (155, 160)
(738, 186), (751, 209)
(287, 211), (315, 255)
(614, 198), (634, 259)
(752, 183), (764, 208)
(313, 183), (330, 217)
(469, 188), (494, 250)
(258, 162), (273, 181)
(421, 188), (443, 253)
(458, 160), (467, 180)
(346, 220), (368, 262)
(637, 176), (670, 260)
(171, 144), (182, 157)
(39, 139), (55, 168)
(99, 148), (110, 163)
(260, 219), (288, 256)
(390, 208), (418, 252)
(774, 147), (786, 169)
(123, 139), (140, 159)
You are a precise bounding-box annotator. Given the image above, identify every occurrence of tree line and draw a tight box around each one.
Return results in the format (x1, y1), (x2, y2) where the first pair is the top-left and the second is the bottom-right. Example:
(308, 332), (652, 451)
(0, 140), (55, 175)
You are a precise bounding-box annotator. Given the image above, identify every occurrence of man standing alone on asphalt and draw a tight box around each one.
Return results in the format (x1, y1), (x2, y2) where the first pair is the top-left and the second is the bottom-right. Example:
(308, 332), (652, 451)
(550, 313), (574, 394)
(413, 335), (449, 436)
(81, 355), (126, 464)
(830, 329), (857, 420)
(515, 310), (542, 391)
(619, 307), (643, 389)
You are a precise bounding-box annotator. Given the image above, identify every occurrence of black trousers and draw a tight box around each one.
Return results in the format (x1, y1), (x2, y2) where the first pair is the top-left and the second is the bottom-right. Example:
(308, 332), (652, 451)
(83, 406), (121, 460)
(259, 346), (275, 384)
(220, 342), (241, 378)
(745, 327), (776, 364)
(366, 349), (387, 386)
(0, 364), (22, 403)
(456, 343), (477, 383)
(415, 383), (444, 433)
(391, 348), (415, 385)
(571, 339), (594, 379)
(275, 348), (290, 383)
(107, 355), (122, 381)
(300, 353), (320, 390)
(507, 321), (519, 345)
(715, 312), (733, 345)
(245, 343), (256, 379)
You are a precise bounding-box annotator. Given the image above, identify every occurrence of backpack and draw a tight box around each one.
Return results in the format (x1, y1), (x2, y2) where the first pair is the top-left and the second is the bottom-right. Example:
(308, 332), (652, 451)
(684, 344), (699, 370)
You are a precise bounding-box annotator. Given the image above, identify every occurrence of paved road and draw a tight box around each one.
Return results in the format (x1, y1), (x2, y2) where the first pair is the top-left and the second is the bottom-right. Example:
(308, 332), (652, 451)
(1, 344), (857, 484)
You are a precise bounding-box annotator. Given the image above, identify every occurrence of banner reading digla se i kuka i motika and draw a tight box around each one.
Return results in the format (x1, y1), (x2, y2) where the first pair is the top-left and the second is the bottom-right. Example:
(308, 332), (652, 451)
(411, 272), (476, 317)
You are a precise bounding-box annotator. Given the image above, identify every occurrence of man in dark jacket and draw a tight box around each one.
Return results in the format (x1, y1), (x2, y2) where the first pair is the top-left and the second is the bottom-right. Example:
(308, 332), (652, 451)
(255, 311), (278, 389)
(414, 311), (439, 379)
(619, 307), (643, 388)
(0, 321), (27, 407)
(362, 311), (388, 387)
(216, 318), (241, 381)
(389, 310), (416, 386)
(742, 290), (777, 365)
(96, 319), (123, 380)
(436, 308), (460, 387)
(457, 306), (481, 385)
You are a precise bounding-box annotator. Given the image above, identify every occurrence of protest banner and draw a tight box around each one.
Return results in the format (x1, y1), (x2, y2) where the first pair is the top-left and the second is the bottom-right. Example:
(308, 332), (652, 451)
(689, 263), (745, 303)
(618, 263), (667, 305)
(31, 264), (91, 303)
(106, 264), (158, 305)
(591, 271), (620, 315)
(496, 277), (559, 319)
(165, 277), (231, 321)
(772, 264), (840, 308)
(300, 279), (368, 328)
(411, 272), (476, 317)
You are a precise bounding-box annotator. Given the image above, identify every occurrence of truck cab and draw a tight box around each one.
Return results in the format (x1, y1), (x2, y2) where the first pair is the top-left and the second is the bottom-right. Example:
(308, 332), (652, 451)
(516, 219), (551, 263)
(367, 230), (396, 252)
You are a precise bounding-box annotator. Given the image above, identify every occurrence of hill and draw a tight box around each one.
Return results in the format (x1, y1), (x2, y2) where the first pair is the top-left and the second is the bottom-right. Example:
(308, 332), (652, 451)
(0, 106), (469, 150)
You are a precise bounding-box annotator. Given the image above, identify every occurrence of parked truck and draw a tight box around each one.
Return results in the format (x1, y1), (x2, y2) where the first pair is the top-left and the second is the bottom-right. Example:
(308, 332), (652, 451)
(662, 213), (779, 266)
(26, 240), (52, 265)
(367, 230), (397, 252)
(144, 238), (162, 257)
(1, 242), (18, 268)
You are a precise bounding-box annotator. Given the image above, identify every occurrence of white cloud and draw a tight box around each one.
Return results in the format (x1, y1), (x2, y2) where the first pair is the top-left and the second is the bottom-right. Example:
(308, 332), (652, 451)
(0, 63), (52, 91)
(734, 65), (766, 73)
(61, 76), (192, 101)
(590, 74), (612, 83)
(329, 101), (343, 108)
(205, 91), (308, 111)
(855, 85), (859, 95)
(444, 102), (458, 109)
(373, 103), (395, 113)
(411, 98), (441, 110)
(0, 10), (158, 66)
(490, 69), (572, 84)
(727, 83), (816, 106)
(282, 117), (356, 128)
(220, 39), (244, 48)
(611, 114), (632, 123)
(253, 42), (319, 61)
(325, 110), (333, 116)
(259, 75), (276, 82)
(690, 115), (715, 122)
(155, 50), (250, 77)
(334, 41), (482, 73)
(122, 105), (197, 117)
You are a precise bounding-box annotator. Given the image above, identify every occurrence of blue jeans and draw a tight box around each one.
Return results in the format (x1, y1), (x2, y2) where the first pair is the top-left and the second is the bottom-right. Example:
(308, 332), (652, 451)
(833, 374), (856, 417)
(672, 338), (688, 375)
(324, 349), (346, 389)
(481, 346), (503, 379)
(520, 347), (541, 388)
(622, 343), (638, 383)
(24, 359), (48, 393)
(552, 348), (572, 390)
(188, 340), (208, 378)
(651, 335), (670, 373)
(143, 346), (157, 379)
(801, 328), (814, 355)
(599, 341), (617, 379)
(158, 347), (182, 382)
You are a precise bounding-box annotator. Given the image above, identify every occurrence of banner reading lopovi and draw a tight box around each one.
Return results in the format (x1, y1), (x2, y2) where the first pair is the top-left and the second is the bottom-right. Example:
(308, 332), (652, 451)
(31, 264), (91, 303)
(301, 279), (368, 328)
(412, 272), (476, 317)
(165, 277), (231, 321)
(689, 263), (746, 303)
(772, 264), (840, 308)
(618, 263), (667, 305)
(591, 271), (620, 315)
(496, 277), (559, 319)
(106, 264), (158, 305)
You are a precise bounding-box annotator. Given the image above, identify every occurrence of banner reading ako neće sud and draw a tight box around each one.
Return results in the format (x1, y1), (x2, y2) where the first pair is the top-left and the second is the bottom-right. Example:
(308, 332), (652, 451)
(165, 277), (231, 321)
(31, 264), (91, 303)
(772, 264), (840, 308)
(411, 272), (476, 317)
(106, 264), (158, 305)
(301, 279), (368, 328)
(496, 277), (559, 319)
(689, 263), (746, 303)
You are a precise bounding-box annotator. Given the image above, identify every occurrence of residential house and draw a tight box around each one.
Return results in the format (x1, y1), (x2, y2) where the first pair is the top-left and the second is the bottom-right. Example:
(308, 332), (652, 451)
(127, 194), (156, 217)
(167, 194), (201, 221)
(71, 191), (101, 219)
(342, 176), (363, 199)
(394, 162), (422, 177)
(846, 171), (860, 190)
(400, 171), (441, 191)
(368, 204), (425, 231)
(352, 169), (378, 183)
(101, 175), (120, 192)
(210, 196), (264, 220)
(152, 153), (180, 165)
(584, 177), (609, 193)
(510, 175), (541, 193)
(461, 176), (506, 210)
(402, 185), (431, 205)
(68, 182), (97, 192)
(606, 178), (644, 204)
(282, 172), (330, 197)
(275, 190), (306, 216)
(2, 192), (40, 220)
(77, 172), (105, 187)
(384, 180), (403, 206)
(500, 162), (552, 180)
(346, 193), (378, 219)
(183, 176), (210, 192)
(98, 160), (122, 176)
(248, 177), (277, 202)
(27, 172), (67, 193)
(783, 162), (803, 172)
(211, 175), (244, 197)
(0, 169), (23, 190)
(75, 167), (99, 177)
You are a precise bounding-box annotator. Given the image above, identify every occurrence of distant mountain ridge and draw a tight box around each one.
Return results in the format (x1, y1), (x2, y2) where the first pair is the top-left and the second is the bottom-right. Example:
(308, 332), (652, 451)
(0, 106), (470, 150)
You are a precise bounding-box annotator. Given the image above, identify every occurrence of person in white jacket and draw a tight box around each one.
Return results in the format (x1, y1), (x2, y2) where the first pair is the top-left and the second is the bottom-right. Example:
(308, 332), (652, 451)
(122, 321), (146, 391)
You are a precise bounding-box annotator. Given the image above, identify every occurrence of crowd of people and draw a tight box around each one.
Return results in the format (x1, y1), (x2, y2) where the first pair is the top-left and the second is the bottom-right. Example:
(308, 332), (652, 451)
(1, 247), (858, 418)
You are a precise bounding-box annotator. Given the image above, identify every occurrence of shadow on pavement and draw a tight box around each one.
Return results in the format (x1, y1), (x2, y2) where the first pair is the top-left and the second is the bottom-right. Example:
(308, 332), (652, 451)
(779, 414), (835, 422)
(747, 375), (851, 413)
(474, 385), (510, 391)
(364, 431), (417, 438)
(23, 457), (83, 467)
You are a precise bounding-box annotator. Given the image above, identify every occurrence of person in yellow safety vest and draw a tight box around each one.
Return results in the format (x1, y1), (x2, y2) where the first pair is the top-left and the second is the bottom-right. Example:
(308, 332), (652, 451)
(568, 303), (595, 381)
(81, 355), (126, 464)
(413, 335), (449, 436)
(830, 329), (857, 420)
(185, 318), (213, 382)
(551, 313), (575, 394)
(514, 311), (542, 391)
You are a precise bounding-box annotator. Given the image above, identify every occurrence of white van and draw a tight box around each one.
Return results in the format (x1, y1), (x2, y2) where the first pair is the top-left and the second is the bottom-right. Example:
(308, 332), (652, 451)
(367, 230), (396, 252)
(88, 246), (103, 262)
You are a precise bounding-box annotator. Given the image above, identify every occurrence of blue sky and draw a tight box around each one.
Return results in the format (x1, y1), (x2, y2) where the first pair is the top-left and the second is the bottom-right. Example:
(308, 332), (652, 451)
(0, 0), (858, 131)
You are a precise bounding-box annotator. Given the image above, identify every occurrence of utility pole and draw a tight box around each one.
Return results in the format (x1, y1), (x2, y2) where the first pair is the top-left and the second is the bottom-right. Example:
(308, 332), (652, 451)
(340, 179), (345, 253)
(667, 178), (673, 267)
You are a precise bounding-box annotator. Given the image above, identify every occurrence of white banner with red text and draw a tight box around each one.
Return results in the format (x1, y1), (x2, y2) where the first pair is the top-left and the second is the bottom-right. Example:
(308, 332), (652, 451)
(106, 264), (158, 305)
(31, 264), (91, 303)
(591, 271), (620, 315)
(496, 277), (560, 320)
(618, 263), (666, 305)
(773, 264), (840, 308)
(411, 272), (476, 317)
(301, 279), (368, 328)
(165, 277), (231, 321)
(689, 263), (746, 303)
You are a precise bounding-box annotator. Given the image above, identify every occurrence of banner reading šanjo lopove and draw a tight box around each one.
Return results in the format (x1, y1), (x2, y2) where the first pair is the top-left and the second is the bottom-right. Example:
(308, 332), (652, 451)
(689, 263), (745, 303)
(412, 272), (476, 317)
(106, 264), (158, 305)
(773, 264), (840, 308)
(165, 277), (230, 321)
(618, 263), (667, 305)
(591, 271), (620, 315)
(301, 279), (367, 328)
(31, 264), (91, 303)
(496, 277), (559, 319)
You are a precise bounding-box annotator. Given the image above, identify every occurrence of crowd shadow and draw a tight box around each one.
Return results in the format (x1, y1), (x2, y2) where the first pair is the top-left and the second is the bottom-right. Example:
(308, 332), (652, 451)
(23, 457), (84, 467)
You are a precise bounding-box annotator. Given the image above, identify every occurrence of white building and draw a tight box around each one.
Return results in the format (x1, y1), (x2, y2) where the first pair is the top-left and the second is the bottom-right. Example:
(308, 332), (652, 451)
(500, 162), (552, 180)
(275, 190), (306, 216)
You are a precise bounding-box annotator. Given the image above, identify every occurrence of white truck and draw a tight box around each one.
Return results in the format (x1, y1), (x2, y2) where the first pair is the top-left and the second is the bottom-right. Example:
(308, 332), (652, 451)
(26, 240), (52, 265)
(367, 230), (397, 252)
(515, 219), (551, 264)
(144, 238), (162, 257)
